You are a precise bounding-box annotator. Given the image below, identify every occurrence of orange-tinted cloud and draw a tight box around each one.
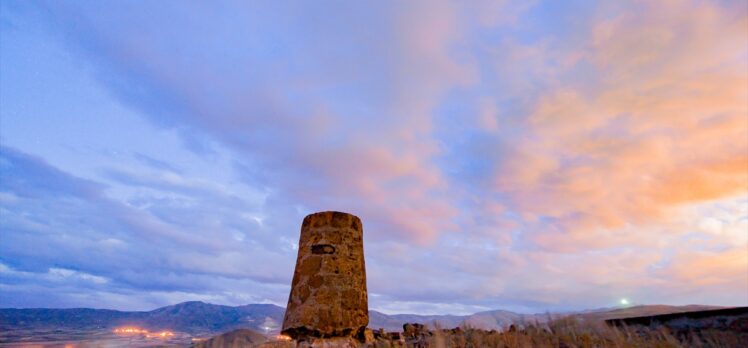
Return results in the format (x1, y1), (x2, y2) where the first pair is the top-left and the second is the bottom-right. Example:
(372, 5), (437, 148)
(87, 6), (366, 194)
(493, 0), (747, 250)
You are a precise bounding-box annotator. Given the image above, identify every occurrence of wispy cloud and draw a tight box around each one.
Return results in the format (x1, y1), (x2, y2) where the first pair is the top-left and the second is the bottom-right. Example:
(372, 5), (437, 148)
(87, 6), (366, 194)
(1, 0), (746, 313)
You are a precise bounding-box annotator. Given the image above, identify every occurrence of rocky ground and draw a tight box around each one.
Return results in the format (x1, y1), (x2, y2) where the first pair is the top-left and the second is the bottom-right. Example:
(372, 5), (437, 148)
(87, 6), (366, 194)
(197, 317), (748, 348)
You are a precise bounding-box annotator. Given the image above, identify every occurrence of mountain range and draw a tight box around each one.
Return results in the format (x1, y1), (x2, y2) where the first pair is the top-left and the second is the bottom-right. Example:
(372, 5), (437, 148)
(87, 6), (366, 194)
(0, 301), (721, 337)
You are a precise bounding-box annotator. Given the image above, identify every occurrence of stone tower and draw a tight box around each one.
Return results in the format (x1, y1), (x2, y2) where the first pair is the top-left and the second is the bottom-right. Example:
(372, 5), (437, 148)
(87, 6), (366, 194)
(282, 211), (368, 340)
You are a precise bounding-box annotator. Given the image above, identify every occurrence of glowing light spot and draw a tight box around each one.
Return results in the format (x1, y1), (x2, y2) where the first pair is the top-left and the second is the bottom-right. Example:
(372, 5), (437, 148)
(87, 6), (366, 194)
(620, 298), (629, 305)
(114, 327), (148, 334)
(276, 335), (292, 341)
(114, 327), (174, 339)
(147, 331), (175, 339)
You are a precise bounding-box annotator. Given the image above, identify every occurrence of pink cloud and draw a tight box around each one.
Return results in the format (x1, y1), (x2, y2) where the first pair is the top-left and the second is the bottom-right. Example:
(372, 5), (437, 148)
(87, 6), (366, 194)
(492, 0), (747, 251)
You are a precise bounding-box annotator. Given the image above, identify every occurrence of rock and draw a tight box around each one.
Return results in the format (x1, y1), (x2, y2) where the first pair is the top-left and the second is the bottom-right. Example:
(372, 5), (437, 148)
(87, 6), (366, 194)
(282, 211), (368, 340)
(403, 323), (427, 339)
(360, 328), (375, 343)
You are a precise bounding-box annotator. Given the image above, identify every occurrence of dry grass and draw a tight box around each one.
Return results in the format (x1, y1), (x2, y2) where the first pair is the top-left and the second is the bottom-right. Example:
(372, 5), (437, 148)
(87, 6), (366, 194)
(368, 317), (747, 348)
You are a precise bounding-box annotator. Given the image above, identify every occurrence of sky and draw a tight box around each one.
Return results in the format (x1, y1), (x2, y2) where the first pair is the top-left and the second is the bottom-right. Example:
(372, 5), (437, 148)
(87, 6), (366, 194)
(0, 0), (746, 315)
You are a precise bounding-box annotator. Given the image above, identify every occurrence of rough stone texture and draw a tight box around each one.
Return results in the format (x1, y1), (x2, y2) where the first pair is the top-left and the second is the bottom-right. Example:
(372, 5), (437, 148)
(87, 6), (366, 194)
(295, 337), (360, 348)
(282, 211), (368, 340)
(361, 328), (375, 344)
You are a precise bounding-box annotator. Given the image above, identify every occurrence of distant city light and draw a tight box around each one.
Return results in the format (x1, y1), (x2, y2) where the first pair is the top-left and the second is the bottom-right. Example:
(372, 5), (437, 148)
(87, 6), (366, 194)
(113, 327), (174, 339)
(113, 327), (148, 334)
(147, 331), (175, 338)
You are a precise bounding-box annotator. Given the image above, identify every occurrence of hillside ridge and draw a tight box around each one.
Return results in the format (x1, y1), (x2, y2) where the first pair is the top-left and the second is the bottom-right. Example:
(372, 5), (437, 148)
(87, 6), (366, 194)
(0, 301), (723, 334)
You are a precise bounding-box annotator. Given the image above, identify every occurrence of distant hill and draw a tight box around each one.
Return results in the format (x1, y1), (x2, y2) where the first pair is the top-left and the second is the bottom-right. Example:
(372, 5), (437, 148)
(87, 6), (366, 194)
(368, 310), (465, 330)
(578, 304), (722, 322)
(0, 301), (724, 337)
(461, 310), (554, 329)
(370, 305), (722, 331)
(193, 328), (269, 348)
(0, 301), (285, 336)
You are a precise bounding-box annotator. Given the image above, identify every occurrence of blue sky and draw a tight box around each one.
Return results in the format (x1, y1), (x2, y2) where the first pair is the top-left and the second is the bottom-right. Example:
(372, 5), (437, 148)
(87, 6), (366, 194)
(1, 0), (746, 315)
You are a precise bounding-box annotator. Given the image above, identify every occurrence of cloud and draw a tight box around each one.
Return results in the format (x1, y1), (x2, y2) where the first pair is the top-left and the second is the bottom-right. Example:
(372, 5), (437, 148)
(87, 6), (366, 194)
(1, 263), (108, 285)
(0, 146), (295, 308)
(133, 153), (183, 174)
(0, 146), (103, 200)
(485, 0), (748, 251)
(24, 0), (484, 245)
(1, 0), (746, 313)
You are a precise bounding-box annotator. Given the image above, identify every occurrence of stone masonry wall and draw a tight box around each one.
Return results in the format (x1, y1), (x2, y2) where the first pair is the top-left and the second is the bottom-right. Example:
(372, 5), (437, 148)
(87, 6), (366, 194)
(281, 211), (368, 340)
